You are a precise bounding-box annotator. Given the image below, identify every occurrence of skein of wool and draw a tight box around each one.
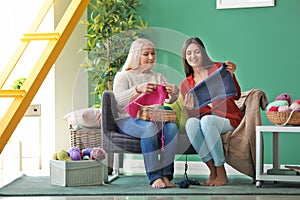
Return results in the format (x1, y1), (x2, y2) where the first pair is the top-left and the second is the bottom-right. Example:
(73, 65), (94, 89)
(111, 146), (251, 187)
(275, 93), (292, 105)
(290, 100), (300, 111)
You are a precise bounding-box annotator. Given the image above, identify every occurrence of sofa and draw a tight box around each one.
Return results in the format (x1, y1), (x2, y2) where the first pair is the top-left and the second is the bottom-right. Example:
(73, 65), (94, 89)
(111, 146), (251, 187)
(101, 89), (268, 183)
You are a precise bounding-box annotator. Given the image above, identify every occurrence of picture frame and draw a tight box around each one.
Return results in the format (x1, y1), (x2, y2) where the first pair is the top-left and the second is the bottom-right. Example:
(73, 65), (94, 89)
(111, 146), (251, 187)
(216, 0), (275, 9)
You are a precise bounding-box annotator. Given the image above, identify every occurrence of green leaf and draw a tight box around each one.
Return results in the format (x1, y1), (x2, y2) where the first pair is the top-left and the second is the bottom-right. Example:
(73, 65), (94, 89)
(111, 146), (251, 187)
(80, 0), (148, 107)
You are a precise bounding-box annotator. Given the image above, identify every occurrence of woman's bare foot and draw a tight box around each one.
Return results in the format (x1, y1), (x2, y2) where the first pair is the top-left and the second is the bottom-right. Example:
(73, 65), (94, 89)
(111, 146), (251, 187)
(203, 171), (217, 186)
(151, 178), (166, 189)
(210, 165), (228, 186)
(163, 177), (176, 188)
(210, 175), (228, 186)
(203, 160), (217, 186)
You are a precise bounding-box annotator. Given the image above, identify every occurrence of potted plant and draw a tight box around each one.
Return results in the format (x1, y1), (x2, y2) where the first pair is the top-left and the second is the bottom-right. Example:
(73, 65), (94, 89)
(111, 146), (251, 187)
(80, 0), (148, 107)
(11, 77), (26, 89)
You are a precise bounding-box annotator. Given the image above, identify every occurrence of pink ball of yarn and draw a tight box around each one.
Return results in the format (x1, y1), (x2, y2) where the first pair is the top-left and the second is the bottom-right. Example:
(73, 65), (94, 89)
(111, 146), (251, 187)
(91, 148), (106, 161)
(290, 102), (300, 110)
(275, 93), (292, 105)
(278, 105), (290, 112)
(294, 100), (300, 104)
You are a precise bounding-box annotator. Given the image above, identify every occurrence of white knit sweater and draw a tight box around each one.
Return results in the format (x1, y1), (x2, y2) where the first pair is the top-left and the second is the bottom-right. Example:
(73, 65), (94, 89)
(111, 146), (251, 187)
(113, 70), (178, 120)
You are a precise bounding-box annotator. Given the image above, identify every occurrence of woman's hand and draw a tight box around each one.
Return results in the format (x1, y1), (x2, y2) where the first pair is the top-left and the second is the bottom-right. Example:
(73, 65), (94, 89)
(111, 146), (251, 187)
(135, 82), (157, 94)
(225, 61), (236, 76)
(163, 83), (179, 96)
(184, 93), (195, 110)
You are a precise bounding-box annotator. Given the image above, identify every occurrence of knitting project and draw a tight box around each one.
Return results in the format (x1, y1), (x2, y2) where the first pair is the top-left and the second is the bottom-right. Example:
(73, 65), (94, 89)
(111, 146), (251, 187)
(188, 63), (237, 109)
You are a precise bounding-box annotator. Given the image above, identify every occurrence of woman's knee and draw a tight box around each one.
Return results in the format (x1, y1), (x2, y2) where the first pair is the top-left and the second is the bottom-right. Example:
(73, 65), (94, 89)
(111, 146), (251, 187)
(200, 115), (224, 130)
(200, 115), (215, 126)
(185, 117), (200, 137)
(164, 122), (178, 130)
(200, 115), (233, 134)
(141, 122), (158, 138)
(163, 122), (178, 137)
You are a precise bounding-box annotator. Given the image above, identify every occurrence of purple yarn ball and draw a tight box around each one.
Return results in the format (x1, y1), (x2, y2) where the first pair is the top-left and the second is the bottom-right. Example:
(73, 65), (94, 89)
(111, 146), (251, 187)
(69, 147), (81, 160)
(69, 150), (81, 160)
(275, 93), (292, 105)
(69, 146), (80, 153)
(82, 148), (91, 156)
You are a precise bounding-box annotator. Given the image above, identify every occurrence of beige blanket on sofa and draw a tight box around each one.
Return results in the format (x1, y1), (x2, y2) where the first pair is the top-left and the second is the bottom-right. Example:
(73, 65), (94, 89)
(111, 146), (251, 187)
(221, 89), (269, 178)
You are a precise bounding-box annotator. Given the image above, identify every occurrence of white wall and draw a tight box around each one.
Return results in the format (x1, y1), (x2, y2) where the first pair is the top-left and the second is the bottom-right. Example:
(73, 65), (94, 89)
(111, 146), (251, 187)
(53, 0), (88, 152)
(0, 0), (55, 172)
(0, 0), (88, 172)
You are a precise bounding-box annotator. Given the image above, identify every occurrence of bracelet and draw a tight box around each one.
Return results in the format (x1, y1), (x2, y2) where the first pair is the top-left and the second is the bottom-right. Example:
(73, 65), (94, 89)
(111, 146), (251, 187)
(135, 86), (142, 94)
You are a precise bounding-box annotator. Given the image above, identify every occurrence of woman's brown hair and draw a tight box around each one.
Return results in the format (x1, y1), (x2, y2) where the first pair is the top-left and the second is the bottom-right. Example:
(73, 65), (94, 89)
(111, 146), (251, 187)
(181, 37), (214, 77)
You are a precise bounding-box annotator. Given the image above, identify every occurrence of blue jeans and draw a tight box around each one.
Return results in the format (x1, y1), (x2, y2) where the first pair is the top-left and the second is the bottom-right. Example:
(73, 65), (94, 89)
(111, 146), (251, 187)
(116, 117), (178, 184)
(185, 115), (234, 166)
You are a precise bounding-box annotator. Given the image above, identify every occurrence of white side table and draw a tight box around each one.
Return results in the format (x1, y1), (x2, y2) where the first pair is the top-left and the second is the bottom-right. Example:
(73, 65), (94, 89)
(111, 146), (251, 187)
(256, 125), (300, 188)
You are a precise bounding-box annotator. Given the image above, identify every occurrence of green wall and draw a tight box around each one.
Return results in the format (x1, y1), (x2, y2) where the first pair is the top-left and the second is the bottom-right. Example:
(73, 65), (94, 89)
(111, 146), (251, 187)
(138, 0), (300, 164)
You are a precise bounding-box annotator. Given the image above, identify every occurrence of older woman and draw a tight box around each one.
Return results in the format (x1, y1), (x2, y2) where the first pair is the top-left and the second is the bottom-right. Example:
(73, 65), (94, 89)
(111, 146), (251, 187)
(113, 38), (179, 189)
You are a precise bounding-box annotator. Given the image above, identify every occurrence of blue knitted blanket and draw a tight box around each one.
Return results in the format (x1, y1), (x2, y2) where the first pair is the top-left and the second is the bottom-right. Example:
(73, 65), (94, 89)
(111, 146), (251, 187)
(188, 63), (237, 109)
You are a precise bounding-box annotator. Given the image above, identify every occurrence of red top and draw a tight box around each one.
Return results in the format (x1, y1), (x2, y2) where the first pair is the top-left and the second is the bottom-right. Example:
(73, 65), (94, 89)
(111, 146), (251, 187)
(180, 62), (244, 128)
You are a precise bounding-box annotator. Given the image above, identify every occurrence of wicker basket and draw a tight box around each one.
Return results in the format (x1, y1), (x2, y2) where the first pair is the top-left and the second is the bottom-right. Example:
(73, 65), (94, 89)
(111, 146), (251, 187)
(137, 107), (176, 122)
(266, 111), (300, 125)
(70, 127), (102, 149)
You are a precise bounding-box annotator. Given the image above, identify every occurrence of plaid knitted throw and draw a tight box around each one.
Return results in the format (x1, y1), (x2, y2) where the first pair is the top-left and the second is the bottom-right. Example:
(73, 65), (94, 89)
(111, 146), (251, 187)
(189, 63), (237, 109)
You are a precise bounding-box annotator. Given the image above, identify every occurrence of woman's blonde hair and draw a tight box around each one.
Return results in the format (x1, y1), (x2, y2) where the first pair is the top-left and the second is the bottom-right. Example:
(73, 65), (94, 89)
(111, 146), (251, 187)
(122, 38), (155, 71)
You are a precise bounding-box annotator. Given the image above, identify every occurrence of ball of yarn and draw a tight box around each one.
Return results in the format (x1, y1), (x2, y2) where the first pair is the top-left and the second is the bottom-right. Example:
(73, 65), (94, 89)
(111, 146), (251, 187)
(290, 101), (300, 110)
(266, 100), (289, 111)
(57, 150), (72, 161)
(275, 93), (292, 105)
(69, 146), (80, 153)
(69, 147), (81, 160)
(52, 153), (58, 160)
(268, 106), (279, 112)
(176, 180), (190, 188)
(294, 100), (300, 104)
(83, 155), (90, 160)
(91, 148), (106, 161)
(82, 148), (91, 160)
(278, 105), (290, 112)
(69, 151), (81, 160)
(82, 148), (91, 156)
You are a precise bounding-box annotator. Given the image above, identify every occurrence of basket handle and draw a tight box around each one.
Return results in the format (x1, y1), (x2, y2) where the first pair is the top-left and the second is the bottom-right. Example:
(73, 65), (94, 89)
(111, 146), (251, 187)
(276, 108), (297, 126)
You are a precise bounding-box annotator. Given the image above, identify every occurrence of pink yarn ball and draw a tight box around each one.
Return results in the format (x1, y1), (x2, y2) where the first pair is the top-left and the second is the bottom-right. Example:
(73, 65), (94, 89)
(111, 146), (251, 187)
(275, 93), (292, 105)
(91, 148), (106, 161)
(278, 105), (290, 112)
(290, 102), (300, 110)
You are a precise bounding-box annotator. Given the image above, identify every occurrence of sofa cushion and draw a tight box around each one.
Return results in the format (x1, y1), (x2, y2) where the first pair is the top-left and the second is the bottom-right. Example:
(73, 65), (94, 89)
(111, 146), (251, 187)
(63, 108), (101, 129)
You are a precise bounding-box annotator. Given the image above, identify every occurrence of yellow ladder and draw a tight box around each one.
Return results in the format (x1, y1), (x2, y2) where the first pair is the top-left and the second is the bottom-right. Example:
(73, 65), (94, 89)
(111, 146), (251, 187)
(0, 0), (90, 153)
